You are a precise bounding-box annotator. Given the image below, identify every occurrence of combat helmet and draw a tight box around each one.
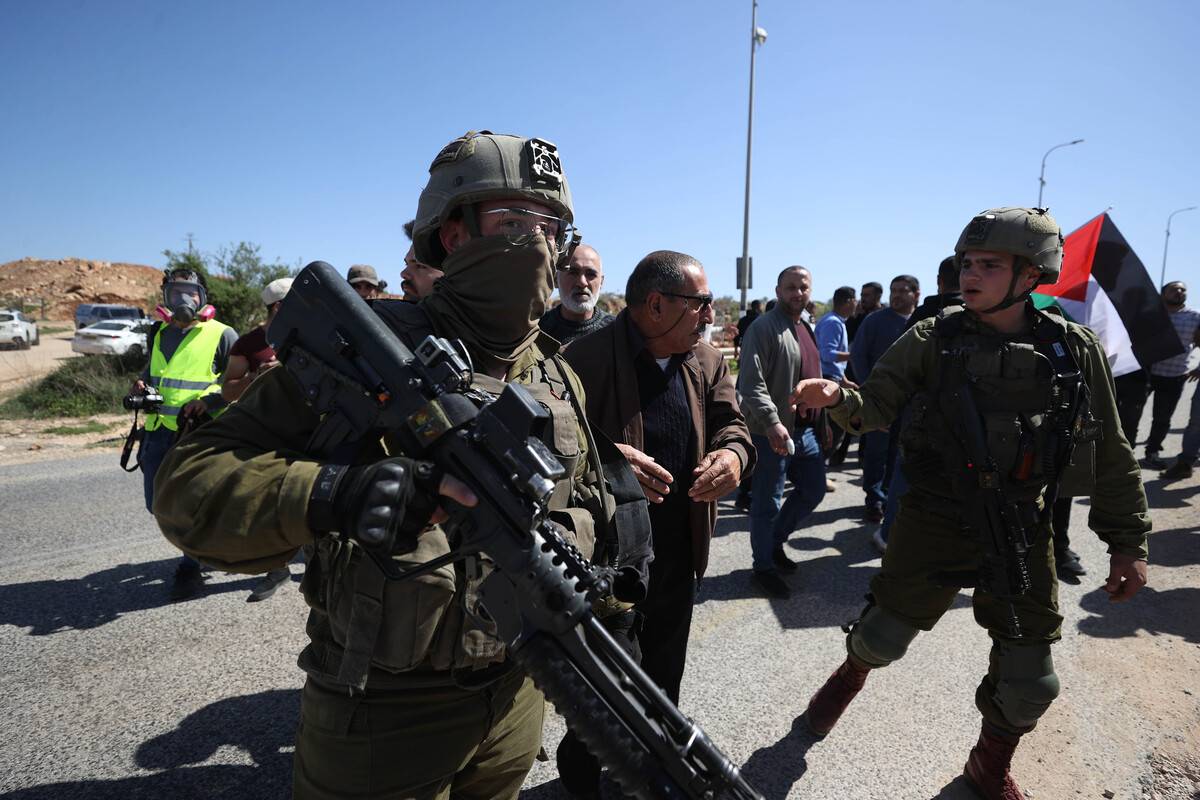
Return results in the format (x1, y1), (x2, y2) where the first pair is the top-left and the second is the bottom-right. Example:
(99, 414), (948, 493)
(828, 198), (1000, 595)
(954, 207), (1064, 313)
(411, 131), (577, 268)
(954, 207), (1063, 285)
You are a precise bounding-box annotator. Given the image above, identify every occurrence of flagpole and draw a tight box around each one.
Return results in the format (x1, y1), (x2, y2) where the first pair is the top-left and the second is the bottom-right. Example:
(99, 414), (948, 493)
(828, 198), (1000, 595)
(1037, 139), (1084, 208)
(1161, 206), (1197, 288)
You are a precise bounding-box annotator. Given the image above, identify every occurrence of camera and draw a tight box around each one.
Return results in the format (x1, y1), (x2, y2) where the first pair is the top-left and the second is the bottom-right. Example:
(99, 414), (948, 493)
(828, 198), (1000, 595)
(123, 387), (164, 412)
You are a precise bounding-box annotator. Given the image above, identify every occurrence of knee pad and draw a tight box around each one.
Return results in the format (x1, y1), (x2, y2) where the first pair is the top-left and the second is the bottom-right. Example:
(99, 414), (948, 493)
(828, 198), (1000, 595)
(981, 642), (1061, 732)
(848, 605), (920, 668)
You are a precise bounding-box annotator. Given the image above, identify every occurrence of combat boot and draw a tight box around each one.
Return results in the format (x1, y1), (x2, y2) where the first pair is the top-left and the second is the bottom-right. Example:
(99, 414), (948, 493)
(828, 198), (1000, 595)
(962, 722), (1024, 800)
(801, 656), (871, 736)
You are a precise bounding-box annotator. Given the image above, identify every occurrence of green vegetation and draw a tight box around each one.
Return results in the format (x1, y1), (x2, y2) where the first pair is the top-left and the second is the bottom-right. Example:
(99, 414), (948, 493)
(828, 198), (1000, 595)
(41, 420), (112, 435)
(38, 324), (72, 335)
(163, 240), (297, 334)
(0, 354), (142, 418)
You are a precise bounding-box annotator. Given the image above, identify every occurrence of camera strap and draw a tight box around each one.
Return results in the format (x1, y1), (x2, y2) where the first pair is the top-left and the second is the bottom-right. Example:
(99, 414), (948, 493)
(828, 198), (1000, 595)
(119, 410), (145, 472)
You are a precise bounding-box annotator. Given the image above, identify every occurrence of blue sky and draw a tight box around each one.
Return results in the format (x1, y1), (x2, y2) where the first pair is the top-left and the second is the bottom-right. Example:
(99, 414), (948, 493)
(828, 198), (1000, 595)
(2, 0), (1197, 305)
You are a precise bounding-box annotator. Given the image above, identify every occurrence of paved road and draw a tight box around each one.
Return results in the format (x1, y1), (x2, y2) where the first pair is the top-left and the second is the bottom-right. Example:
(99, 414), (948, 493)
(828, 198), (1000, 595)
(0, 390), (1196, 799)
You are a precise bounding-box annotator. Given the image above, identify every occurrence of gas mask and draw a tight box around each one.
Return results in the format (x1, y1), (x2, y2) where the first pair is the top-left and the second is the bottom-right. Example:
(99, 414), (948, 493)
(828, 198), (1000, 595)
(157, 278), (215, 324)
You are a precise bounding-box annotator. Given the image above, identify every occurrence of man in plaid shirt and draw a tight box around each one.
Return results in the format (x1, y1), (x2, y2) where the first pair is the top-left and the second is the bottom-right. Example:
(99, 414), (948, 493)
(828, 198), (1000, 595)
(1140, 281), (1200, 468)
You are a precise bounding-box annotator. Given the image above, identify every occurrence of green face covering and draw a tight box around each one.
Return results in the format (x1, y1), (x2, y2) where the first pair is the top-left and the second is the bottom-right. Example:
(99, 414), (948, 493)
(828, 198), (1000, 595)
(421, 233), (556, 370)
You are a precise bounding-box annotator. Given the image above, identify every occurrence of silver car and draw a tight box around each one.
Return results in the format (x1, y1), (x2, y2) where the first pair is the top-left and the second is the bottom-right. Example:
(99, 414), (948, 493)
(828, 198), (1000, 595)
(72, 320), (152, 359)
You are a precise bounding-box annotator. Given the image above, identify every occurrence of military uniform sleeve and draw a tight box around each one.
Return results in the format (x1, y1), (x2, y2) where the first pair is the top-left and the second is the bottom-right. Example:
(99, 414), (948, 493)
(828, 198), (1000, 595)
(1073, 325), (1151, 559)
(735, 321), (780, 430)
(831, 321), (935, 434)
(705, 353), (755, 476)
(152, 365), (322, 573)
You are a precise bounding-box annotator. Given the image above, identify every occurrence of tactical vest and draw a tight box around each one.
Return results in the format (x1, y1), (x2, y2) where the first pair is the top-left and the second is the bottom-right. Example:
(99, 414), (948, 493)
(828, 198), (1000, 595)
(298, 303), (607, 691)
(899, 306), (1097, 508)
(145, 320), (230, 432)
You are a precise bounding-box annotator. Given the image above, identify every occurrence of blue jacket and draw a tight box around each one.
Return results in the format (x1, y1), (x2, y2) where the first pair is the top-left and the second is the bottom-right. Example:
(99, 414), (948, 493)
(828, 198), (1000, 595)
(814, 311), (849, 380)
(850, 307), (910, 382)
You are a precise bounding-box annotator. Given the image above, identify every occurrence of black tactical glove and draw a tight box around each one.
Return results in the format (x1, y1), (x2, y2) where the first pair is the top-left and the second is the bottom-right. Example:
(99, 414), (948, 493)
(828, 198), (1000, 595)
(307, 457), (445, 552)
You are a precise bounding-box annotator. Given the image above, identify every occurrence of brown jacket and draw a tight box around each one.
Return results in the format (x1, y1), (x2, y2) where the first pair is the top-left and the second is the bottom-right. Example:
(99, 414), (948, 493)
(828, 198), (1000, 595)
(564, 310), (755, 577)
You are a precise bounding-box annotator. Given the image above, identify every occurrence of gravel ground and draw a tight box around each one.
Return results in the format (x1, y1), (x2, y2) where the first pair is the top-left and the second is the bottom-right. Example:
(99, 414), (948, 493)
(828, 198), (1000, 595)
(0, 386), (1196, 800)
(0, 331), (78, 389)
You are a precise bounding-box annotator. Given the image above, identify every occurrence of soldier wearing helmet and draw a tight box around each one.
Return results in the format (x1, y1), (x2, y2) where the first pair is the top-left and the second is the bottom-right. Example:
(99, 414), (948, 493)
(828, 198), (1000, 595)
(789, 207), (1150, 800)
(150, 132), (649, 799)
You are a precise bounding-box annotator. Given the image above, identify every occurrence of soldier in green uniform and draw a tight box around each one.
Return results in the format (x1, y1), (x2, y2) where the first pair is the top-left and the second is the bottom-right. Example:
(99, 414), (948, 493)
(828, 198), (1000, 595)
(790, 207), (1150, 800)
(152, 131), (624, 800)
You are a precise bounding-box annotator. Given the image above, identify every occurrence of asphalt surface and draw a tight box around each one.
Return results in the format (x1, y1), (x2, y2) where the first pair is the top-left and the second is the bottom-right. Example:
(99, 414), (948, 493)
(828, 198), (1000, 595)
(0, 388), (1197, 800)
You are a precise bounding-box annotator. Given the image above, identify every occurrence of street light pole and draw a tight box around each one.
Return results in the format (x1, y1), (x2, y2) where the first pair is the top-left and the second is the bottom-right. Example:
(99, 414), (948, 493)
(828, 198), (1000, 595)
(1161, 206), (1197, 288)
(739, 1), (767, 314)
(1036, 138), (1084, 208)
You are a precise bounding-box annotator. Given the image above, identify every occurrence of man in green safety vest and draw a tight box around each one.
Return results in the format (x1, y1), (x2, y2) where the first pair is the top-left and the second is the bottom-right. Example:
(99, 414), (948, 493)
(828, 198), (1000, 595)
(131, 267), (238, 600)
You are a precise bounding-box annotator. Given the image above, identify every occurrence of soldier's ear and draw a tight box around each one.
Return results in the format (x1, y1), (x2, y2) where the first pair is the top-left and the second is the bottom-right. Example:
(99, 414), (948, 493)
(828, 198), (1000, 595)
(1019, 263), (1041, 291)
(439, 218), (467, 255)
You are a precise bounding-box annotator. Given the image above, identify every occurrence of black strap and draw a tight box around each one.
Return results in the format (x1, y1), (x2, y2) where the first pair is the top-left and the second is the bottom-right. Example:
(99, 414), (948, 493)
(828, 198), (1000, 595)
(552, 354), (653, 603)
(119, 412), (144, 473)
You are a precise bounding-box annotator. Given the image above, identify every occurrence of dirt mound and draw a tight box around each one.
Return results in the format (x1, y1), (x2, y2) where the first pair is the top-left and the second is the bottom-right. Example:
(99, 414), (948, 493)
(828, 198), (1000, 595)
(0, 257), (163, 320)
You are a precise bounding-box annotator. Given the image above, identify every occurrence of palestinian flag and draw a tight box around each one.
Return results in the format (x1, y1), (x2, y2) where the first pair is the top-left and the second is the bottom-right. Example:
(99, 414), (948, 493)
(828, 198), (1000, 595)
(1032, 211), (1184, 376)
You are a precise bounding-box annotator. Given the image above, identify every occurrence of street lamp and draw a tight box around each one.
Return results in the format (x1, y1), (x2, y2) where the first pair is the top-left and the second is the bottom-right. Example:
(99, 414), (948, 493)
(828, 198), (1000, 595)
(1161, 206), (1197, 288)
(1036, 138), (1084, 208)
(738, 1), (767, 314)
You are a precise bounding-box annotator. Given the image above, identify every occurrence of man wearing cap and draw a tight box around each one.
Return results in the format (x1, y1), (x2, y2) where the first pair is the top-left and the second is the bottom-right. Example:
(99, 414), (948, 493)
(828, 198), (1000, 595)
(221, 278), (293, 403)
(789, 207), (1150, 799)
(346, 264), (387, 300)
(221, 277), (295, 603)
(152, 132), (648, 799)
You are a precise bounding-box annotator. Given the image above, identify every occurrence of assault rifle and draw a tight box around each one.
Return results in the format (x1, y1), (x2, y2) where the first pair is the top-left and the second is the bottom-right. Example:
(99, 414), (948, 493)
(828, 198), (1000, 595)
(268, 261), (763, 800)
(943, 374), (1033, 639)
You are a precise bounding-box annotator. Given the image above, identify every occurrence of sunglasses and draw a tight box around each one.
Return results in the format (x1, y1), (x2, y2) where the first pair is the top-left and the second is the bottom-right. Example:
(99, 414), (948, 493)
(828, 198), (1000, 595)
(662, 291), (714, 311)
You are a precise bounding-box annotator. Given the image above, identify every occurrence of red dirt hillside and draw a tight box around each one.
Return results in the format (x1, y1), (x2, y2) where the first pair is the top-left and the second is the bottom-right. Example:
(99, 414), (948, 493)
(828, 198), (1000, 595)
(0, 257), (162, 320)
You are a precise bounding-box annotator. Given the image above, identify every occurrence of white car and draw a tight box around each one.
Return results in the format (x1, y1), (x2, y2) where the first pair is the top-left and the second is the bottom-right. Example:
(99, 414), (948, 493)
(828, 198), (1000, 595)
(72, 320), (152, 359)
(0, 310), (40, 349)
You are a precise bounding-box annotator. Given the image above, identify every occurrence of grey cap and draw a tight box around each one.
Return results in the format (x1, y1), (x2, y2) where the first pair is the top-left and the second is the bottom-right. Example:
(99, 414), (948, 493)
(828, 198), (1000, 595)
(346, 264), (386, 289)
(261, 277), (293, 306)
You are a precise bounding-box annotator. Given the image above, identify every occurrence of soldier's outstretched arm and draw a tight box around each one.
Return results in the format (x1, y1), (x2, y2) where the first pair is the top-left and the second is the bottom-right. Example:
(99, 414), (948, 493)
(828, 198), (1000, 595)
(796, 321), (937, 435)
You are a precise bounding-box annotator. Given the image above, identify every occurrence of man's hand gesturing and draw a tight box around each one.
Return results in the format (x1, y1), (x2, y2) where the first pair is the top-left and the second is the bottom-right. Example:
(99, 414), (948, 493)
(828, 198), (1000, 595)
(615, 443), (674, 504)
(689, 449), (741, 503)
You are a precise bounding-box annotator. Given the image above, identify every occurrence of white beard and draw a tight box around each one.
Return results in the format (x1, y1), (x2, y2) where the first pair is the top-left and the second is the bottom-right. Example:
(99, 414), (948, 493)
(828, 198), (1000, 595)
(561, 294), (596, 315)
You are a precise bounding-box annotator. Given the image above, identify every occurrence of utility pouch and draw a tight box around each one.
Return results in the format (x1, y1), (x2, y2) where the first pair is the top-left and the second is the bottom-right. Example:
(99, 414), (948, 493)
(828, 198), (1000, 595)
(1057, 439), (1096, 498)
(549, 506), (597, 561)
(326, 531), (457, 677)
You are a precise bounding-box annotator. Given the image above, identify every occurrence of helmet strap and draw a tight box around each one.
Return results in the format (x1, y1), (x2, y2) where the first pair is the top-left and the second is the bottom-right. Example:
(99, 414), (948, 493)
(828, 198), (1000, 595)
(461, 204), (482, 240)
(977, 258), (1037, 314)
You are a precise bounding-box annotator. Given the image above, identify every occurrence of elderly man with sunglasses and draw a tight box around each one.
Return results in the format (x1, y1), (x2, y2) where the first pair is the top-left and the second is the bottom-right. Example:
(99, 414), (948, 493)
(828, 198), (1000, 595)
(565, 250), (753, 714)
(539, 242), (614, 346)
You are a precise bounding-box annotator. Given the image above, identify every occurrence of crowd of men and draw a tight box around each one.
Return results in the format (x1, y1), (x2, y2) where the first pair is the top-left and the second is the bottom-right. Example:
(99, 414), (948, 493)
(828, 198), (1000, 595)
(123, 130), (1196, 800)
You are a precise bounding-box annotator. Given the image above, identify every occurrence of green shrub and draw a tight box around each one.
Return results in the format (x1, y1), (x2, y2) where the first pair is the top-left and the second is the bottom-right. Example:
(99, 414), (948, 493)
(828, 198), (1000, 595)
(1, 354), (142, 418)
(41, 420), (112, 435)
